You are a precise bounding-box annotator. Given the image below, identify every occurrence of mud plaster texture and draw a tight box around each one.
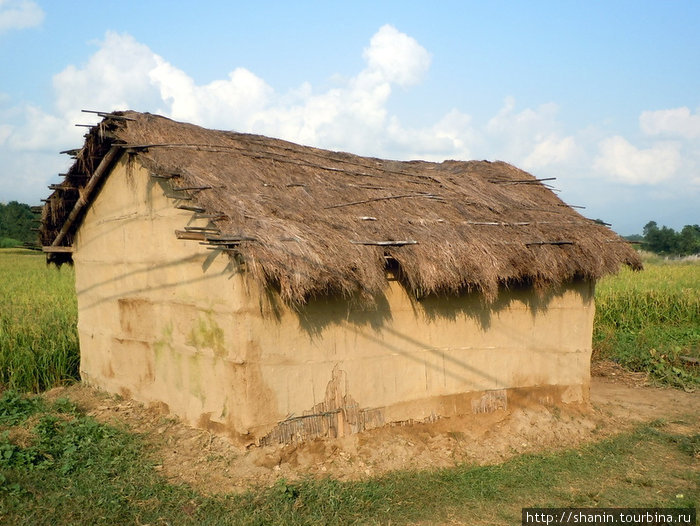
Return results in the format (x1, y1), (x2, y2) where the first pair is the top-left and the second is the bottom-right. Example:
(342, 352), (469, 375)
(73, 156), (596, 446)
(43, 365), (699, 494)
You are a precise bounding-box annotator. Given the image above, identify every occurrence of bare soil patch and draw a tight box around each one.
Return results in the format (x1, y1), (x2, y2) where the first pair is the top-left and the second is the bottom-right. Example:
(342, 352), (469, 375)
(44, 364), (699, 494)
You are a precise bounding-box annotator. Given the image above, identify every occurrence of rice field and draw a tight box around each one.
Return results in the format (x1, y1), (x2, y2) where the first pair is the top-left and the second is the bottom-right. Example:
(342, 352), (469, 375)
(593, 258), (700, 388)
(0, 249), (79, 392)
(0, 248), (698, 392)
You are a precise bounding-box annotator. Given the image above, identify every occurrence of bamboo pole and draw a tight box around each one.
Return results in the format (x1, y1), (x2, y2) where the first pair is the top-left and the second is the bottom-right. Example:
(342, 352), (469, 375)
(325, 193), (443, 210)
(350, 240), (418, 246)
(175, 230), (206, 241)
(50, 146), (122, 247)
(81, 109), (136, 121)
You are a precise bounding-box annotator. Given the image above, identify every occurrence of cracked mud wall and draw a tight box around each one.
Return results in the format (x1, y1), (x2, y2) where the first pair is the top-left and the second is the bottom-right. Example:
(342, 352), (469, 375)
(73, 155), (595, 445)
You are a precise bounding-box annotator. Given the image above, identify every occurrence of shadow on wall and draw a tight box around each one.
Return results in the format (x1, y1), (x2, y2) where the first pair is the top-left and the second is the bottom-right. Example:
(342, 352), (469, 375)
(76, 252), (237, 311)
(77, 232), (592, 340)
(287, 278), (594, 398)
(293, 276), (594, 336)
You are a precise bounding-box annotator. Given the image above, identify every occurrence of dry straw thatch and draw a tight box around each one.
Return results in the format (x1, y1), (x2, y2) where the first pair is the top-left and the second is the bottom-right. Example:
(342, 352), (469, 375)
(41, 111), (642, 305)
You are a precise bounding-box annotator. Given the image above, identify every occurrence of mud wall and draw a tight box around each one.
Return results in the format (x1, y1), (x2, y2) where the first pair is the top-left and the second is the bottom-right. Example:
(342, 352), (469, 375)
(73, 154), (595, 446)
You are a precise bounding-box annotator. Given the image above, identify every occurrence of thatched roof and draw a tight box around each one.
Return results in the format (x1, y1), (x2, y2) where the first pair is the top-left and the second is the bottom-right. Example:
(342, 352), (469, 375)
(41, 111), (641, 305)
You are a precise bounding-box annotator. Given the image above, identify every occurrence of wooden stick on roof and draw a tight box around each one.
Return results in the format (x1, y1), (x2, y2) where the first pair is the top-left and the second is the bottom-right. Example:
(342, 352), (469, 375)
(50, 146), (122, 247)
(350, 240), (418, 246)
(81, 109), (137, 121)
(324, 193), (443, 210)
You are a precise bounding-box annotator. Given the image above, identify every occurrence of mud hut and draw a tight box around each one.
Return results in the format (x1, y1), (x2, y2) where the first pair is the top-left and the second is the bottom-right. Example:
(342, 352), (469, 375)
(40, 111), (641, 446)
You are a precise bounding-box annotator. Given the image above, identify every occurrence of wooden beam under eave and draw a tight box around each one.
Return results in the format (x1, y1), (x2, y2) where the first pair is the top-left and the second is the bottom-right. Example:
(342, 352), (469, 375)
(175, 230), (206, 241)
(42, 246), (73, 253)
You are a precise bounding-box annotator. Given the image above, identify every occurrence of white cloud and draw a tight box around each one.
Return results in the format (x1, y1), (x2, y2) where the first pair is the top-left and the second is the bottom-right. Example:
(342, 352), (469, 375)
(0, 124), (11, 145)
(424, 109), (476, 159)
(53, 32), (163, 117)
(0, 0), (43, 34)
(485, 97), (576, 169)
(5, 32), (164, 153)
(640, 106), (700, 139)
(362, 24), (431, 87)
(522, 135), (576, 170)
(34, 25), (434, 157)
(594, 136), (681, 184)
(6, 105), (68, 150)
(592, 107), (700, 188)
(150, 60), (273, 129)
(487, 97), (561, 134)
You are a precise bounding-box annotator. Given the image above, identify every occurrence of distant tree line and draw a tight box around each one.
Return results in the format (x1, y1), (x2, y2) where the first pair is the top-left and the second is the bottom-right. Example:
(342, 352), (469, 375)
(0, 201), (39, 247)
(626, 221), (700, 256)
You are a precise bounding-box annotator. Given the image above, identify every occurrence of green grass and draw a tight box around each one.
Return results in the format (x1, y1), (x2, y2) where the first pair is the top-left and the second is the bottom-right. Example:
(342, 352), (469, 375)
(593, 258), (700, 389)
(0, 249), (79, 392)
(0, 390), (696, 525)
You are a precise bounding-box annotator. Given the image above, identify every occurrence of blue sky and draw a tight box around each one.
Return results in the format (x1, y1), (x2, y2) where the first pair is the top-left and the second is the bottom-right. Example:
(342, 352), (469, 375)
(1, 1), (698, 235)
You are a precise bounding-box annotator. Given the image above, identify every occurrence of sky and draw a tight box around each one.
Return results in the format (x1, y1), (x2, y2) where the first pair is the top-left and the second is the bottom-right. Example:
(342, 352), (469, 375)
(0, 1), (698, 235)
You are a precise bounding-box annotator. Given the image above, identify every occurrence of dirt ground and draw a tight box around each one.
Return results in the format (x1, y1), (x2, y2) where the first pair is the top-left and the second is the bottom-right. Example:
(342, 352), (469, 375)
(44, 361), (699, 494)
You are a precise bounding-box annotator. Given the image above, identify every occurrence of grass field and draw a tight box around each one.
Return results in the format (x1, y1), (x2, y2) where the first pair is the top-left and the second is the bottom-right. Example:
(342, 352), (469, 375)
(593, 257), (700, 389)
(0, 249), (79, 392)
